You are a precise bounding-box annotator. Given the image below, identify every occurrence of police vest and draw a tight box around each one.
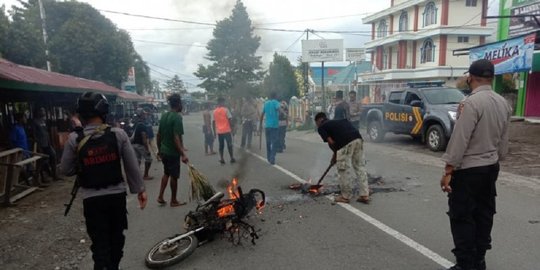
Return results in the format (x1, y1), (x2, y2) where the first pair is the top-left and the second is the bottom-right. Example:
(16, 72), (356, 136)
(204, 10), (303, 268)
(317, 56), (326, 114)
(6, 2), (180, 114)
(77, 127), (123, 189)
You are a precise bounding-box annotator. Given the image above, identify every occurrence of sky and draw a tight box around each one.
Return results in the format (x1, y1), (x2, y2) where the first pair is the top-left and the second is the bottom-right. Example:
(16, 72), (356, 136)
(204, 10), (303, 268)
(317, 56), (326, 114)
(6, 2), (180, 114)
(0, 0), (500, 91)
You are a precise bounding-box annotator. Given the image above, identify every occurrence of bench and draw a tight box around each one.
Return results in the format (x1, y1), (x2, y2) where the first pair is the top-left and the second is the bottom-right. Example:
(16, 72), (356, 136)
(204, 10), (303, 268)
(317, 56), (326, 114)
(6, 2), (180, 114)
(0, 148), (45, 206)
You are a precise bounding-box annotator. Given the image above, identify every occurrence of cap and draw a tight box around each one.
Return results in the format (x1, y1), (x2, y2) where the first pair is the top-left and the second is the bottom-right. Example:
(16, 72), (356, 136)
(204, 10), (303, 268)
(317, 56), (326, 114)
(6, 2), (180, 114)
(466, 59), (494, 78)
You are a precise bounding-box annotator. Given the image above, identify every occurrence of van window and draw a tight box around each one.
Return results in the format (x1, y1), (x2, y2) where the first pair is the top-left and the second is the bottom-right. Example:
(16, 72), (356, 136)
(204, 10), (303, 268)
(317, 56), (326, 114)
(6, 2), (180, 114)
(388, 92), (402, 104)
(405, 92), (421, 105)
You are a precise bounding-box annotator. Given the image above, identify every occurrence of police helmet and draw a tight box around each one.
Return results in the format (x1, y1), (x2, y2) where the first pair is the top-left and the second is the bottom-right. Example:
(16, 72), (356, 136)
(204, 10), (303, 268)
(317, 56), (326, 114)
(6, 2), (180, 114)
(77, 92), (109, 119)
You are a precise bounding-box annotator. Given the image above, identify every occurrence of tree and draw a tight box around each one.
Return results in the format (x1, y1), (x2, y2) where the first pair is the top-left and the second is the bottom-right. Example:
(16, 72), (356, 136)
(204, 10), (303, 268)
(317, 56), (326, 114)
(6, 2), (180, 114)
(0, 5), (9, 57)
(2, 0), (151, 89)
(165, 75), (187, 94)
(262, 53), (299, 101)
(134, 53), (152, 95)
(296, 57), (310, 96)
(194, 0), (262, 97)
(3, 0), (47, 68)
(190, 91), (206, 100)
(151, 80), (161, 93)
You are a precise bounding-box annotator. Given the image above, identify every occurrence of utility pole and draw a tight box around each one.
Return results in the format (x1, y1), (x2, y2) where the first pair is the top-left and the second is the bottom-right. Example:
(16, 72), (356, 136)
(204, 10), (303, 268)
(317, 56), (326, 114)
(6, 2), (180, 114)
(38, 0), (51, 72)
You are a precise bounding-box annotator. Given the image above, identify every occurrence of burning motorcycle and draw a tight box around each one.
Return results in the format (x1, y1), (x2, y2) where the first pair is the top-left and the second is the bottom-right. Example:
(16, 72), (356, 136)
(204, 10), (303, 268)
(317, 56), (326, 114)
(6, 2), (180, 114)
(145, 179), (265, 269)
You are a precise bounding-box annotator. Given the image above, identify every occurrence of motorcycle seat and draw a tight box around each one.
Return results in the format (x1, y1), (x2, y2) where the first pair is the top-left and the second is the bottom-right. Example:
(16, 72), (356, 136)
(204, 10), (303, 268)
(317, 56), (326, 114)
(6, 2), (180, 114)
(200, 192), (224, 206)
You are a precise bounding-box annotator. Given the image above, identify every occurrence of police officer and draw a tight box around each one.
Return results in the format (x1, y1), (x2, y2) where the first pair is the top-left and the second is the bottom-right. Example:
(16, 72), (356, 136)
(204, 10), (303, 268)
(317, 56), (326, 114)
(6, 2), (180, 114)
(60, 92), (147, 270)
(441, 59), (512, 270)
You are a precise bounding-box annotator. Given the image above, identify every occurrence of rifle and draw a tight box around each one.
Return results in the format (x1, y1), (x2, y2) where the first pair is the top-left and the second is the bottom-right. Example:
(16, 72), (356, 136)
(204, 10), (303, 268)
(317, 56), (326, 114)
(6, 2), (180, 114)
(64, 176), (79, 216)
(64, 126), (87, 217)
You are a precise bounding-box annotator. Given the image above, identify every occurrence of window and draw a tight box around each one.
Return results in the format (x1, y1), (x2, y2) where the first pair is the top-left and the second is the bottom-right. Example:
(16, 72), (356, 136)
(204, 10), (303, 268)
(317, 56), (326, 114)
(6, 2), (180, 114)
(388, 92), (403, 104)
(457, 36), (469, 43)
(382, 49), (389, 70)
(399, 12), (408, 32)
(420, 38), (435, 63)
(377, 20), (388, 38)
(466, 0), (477, 7)
(423, 2), (437, 26)
(405, 92), (421, 105)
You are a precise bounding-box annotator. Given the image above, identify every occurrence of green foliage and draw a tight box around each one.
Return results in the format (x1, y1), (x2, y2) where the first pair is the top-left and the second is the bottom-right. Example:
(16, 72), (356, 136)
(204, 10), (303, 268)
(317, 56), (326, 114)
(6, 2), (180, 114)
(134, 53), (152, 94)
(165, 75), (187, 94)
(0, 5), (9, 57)
(1, 0), (151, 90)
(151, 80), (161, 93)
(190, 91), (206, 99)
(3, 0), (47, 68)
(296, 57), (310, 96)
(195, 0), (262, 97)
(263, 53), (299, 101)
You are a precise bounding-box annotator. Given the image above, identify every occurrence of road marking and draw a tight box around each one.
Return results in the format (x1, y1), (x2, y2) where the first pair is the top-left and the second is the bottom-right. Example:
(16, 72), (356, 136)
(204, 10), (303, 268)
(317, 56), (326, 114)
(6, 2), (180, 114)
(245, 149), (454, 269)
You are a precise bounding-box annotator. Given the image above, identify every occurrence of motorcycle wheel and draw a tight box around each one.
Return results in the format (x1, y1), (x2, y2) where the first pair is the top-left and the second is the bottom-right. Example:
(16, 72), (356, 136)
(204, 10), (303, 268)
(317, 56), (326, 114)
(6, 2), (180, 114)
(145, 234), (199, 269)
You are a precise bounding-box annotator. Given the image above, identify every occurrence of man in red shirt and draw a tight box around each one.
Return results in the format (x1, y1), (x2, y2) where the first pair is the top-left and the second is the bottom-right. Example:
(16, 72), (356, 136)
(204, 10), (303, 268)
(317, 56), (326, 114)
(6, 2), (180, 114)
(213, 97), (236, 164)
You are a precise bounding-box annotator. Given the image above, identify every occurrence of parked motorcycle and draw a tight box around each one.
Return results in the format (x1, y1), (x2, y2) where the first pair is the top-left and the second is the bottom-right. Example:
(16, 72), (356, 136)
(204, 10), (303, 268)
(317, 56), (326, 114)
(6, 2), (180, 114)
(145, 185), (265, 269)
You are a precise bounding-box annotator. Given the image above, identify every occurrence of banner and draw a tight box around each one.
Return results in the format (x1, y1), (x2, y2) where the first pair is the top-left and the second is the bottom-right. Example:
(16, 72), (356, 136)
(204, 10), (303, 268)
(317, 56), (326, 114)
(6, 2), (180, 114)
(509, 1), (540, 37)
(470, 33), (536, 75)
(122, 67), (136, 92)
(302, 39), (344, 62)
(346, 48), (366, 62)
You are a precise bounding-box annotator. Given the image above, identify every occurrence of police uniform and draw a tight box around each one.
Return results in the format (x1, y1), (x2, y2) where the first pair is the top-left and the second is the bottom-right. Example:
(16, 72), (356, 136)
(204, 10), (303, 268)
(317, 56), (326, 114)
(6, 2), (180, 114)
(60, 93), (145, 270)
(441, 62), (512, 270)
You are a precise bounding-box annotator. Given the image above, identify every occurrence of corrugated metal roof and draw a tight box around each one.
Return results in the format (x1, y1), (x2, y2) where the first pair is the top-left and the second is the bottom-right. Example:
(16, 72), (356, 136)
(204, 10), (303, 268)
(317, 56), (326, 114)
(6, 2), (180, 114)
(117, 90), (149, 102)
(0, 58), (120, 94)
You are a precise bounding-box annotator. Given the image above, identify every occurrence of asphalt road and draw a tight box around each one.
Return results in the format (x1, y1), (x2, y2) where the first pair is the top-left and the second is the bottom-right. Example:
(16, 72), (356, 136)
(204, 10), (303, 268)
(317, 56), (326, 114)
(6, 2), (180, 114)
(83, 113), (540, 270)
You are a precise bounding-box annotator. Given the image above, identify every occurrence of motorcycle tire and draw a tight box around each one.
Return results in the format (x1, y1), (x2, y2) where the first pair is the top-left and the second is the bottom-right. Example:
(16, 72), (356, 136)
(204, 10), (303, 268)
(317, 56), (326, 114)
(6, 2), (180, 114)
(145, 234), (199, 269)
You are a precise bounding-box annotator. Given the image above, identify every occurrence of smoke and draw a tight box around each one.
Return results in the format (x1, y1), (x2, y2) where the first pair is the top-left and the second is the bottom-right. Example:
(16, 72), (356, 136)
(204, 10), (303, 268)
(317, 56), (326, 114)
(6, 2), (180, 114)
(171, 0), (236, 24)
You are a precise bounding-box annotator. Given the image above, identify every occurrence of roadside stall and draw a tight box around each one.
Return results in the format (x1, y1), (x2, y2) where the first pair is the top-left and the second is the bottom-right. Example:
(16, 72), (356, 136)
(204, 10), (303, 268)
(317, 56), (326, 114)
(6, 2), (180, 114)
(0, 58), (121, 152)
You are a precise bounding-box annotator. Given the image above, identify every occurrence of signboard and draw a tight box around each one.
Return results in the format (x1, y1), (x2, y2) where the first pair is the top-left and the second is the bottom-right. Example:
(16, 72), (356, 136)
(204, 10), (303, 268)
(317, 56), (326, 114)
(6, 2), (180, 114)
(346, 48), (366, 62)
(123, 67), (136, 92)
(509, 1), (540, 37)
(470, 33), (536, 75)
(301, 39), (344, 62)
(513, 0), (538, 7)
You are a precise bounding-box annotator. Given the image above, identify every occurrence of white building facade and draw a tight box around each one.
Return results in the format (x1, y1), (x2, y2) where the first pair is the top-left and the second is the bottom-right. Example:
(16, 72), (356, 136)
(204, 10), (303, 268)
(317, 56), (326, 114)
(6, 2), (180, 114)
(361, 0), (492, 102)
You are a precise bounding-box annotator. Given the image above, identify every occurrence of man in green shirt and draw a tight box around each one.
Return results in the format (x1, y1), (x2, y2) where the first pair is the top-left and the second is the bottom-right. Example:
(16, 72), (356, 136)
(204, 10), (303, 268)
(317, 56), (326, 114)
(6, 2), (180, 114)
(156, 94), (189, 207)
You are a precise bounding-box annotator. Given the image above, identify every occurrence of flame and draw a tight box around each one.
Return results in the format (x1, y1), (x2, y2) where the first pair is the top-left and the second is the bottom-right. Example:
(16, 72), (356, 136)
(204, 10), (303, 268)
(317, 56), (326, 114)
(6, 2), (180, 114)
(256, 201), (265, 211)
(308, 186), (320, 195)
(217, 204), (235, 217)
(227, 178), (239, 200)
(218, 178), (240, 218)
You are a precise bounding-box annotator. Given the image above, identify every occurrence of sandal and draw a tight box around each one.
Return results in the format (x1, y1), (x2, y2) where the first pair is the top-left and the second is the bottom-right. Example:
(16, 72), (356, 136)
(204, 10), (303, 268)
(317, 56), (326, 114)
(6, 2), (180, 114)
(357, 196), (371, 204)
(170, 201), (187, 207)
(157, 199), (167, 205)
(334, 195), (350, 203)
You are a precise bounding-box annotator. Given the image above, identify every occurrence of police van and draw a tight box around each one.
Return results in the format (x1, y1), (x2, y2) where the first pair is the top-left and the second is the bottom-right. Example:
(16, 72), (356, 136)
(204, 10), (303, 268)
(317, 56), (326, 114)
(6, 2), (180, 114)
(361, 81), (465, 151)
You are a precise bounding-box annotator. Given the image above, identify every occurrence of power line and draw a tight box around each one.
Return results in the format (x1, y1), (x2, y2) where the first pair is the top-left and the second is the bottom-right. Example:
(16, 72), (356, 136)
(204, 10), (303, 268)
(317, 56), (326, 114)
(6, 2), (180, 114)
(285, 32), (306, 52)
(99, 9), (216, 26)
(132, 39), (301, 53)
(125, 27), (214, 31)
(146, 62), (199, 80)
(254, 12), (375, 26)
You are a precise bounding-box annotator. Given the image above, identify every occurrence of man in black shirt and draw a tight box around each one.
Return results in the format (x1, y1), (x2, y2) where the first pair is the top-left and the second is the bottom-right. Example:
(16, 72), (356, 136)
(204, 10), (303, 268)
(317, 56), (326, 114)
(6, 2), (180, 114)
(315, 112), (370, 204)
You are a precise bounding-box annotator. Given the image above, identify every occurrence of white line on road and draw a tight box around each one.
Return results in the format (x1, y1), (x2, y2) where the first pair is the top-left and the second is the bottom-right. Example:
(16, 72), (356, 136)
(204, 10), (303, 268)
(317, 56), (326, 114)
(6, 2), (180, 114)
(245, 149), (454, 269)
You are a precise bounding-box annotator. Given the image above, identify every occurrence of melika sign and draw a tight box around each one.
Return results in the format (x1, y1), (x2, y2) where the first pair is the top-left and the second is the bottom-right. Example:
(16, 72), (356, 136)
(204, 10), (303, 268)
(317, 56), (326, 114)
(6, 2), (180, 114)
(470, 33), (536, 75)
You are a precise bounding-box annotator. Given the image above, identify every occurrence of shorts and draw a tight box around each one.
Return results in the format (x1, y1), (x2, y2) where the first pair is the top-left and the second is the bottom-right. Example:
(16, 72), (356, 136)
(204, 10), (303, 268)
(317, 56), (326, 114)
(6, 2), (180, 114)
(133, 144), (152, 163)
(161, 154), (180, 178)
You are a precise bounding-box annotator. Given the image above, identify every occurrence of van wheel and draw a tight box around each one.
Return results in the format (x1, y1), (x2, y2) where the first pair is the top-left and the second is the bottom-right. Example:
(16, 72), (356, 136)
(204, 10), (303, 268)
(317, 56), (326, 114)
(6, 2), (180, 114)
(426, 125), (447, 152)
(367, 121), (385, 142)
